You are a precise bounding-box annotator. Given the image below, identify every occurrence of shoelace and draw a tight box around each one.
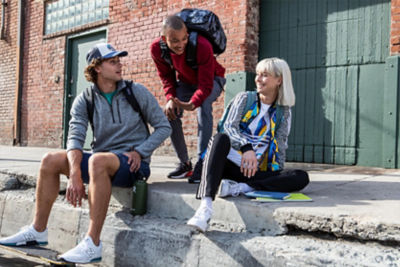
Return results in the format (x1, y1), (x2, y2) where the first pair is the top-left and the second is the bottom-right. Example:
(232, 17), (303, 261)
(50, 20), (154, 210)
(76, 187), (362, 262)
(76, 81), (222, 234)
(79, 238), (96, 258)
(23, 231), (35, 241)
(20, 226), (36, 241)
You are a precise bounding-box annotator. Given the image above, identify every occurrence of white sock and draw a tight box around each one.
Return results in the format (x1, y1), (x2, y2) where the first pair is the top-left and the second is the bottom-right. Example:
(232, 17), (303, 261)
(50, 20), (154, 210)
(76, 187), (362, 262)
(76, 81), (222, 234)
(238, 183), (254, 193)
(31, 224), (45, 234)
(200, 197), (213, 210)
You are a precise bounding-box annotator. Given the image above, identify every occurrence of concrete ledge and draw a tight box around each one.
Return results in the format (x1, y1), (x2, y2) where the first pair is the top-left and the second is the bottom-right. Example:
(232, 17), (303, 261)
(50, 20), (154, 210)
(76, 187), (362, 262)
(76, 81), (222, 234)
(148, 190), (286, 235)
(0, 191), (399, 266)
(4, 171), (400, 243)
(1, 147), (400, 265)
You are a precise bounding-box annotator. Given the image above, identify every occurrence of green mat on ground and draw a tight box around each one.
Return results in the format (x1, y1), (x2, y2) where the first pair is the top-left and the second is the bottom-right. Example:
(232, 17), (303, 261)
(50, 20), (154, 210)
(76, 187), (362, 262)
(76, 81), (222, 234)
(252, 192), (312, 202)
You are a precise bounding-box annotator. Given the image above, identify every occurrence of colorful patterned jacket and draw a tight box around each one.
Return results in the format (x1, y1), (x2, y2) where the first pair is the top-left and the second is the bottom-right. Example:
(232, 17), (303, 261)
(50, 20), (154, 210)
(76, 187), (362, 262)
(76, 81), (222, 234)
(221, 91), (291, 169)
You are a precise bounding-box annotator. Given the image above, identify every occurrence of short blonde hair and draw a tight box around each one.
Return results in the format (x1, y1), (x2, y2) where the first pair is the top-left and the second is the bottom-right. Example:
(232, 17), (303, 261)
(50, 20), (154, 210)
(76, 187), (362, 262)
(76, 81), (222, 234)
(84, 58), (104, 83)
(256, 58), (295, 107)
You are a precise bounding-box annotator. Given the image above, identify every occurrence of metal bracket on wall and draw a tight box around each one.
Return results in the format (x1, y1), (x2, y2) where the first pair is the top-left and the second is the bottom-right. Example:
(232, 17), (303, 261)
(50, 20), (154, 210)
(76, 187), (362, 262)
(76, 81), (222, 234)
(0, 0), (7, 40)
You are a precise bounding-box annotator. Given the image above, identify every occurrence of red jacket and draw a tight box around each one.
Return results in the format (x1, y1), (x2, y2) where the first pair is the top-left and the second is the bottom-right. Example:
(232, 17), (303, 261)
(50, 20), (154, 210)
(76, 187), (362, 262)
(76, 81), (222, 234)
(150, 35), (225, 107)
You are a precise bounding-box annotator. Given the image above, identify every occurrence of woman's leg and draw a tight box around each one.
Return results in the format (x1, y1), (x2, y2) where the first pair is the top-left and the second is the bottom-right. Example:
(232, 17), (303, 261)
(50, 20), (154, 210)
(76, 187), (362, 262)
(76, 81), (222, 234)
(188, 133), (231, 232)
(246, 169), (309, 192)
(196, 133), (231, 200)
(222, 161), (309, 193)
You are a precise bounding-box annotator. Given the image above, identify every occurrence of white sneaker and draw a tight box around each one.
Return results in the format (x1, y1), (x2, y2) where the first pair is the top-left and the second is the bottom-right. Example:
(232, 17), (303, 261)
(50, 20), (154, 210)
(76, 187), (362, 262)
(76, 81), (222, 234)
(0, 225), (48, 246)
(59, 236), (102, 264)
(218, 179), (241, 198)
(187, 205), (213, 233)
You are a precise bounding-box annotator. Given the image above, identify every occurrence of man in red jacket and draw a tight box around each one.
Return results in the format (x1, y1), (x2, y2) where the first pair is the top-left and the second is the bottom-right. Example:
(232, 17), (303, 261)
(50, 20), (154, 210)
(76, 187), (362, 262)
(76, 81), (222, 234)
(150, 15), (225, 183)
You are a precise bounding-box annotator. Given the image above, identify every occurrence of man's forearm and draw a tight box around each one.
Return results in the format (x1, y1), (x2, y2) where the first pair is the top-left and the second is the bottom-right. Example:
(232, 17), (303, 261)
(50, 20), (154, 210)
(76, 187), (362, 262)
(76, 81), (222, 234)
(67, 149), (83, 177)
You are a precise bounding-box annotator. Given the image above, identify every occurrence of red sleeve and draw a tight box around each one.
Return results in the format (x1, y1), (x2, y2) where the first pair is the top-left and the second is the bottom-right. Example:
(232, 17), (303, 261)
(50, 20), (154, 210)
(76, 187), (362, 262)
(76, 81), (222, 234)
(150, 38), (177, 101)
(190, 36), (216, 108)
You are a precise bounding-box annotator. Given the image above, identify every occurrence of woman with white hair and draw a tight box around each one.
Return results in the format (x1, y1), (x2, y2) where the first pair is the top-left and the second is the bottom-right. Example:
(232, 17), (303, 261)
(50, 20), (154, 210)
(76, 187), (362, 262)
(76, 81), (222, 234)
(187, 58), (309, 232)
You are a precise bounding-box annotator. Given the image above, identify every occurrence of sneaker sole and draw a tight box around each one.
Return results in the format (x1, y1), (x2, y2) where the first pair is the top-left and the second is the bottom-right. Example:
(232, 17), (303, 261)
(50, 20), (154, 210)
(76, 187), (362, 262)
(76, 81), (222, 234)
(217, 186), (228, 198)
(187, 222), (208, 233)
(188, 178), (200, 184)
(168, 170), (193, 179)
(1, 241), (48, 247)
(60, 257), (102, 264)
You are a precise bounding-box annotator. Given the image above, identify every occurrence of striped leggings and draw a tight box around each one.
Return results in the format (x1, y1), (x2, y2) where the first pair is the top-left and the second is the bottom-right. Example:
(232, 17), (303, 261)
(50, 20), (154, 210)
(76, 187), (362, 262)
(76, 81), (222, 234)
(196, 133), (310, 200)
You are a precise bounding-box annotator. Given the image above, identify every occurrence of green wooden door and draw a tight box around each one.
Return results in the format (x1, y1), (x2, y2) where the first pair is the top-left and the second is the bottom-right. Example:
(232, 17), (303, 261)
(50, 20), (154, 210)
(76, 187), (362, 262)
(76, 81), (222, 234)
(64, 30), (106, 150)
(259, 0), (390, 166)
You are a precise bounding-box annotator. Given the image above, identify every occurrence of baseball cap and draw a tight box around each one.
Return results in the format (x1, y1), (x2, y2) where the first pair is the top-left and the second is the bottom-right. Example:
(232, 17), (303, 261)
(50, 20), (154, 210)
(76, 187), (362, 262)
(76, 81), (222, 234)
(86, 43), (128, 64)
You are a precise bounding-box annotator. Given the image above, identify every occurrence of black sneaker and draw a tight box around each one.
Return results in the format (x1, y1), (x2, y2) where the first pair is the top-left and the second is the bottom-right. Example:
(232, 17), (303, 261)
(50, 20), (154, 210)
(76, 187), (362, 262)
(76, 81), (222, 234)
(167, 162), (193, 179)
(188, 159), (203, 184)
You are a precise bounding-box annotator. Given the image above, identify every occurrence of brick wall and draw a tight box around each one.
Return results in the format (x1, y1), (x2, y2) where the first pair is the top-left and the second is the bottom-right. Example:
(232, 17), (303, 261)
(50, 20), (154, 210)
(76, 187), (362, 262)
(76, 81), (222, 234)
(20, 2), (66, 147)
(108, 0), (259, 157)
(0, 0), (17, 145)
(392, 0), (400, 54)
(0, 0), (259, 157)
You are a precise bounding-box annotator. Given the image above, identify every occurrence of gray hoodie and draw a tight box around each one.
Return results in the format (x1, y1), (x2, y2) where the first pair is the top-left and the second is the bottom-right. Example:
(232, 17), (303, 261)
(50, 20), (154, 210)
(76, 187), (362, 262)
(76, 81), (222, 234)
(66, 80), (171, 163)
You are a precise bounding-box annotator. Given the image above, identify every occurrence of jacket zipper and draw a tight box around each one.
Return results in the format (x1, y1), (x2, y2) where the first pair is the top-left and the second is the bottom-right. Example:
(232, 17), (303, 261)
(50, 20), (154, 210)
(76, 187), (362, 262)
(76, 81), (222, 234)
(117, 99), (122, 123)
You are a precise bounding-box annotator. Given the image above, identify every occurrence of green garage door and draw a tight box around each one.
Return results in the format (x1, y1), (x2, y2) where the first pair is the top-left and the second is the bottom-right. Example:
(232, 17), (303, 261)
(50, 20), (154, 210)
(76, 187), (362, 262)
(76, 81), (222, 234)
(63, 30), (107, 150)
(259, 0), (391, 166)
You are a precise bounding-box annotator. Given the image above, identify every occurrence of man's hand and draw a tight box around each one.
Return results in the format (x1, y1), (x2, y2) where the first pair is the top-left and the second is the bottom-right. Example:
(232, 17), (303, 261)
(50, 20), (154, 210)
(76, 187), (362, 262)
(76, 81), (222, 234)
(173, 98), (195, 111)
(124, 150), (142, 173)
(164, 99), (180, 120)
(240, 150), (258, 178)
(66, 173), (87, 207)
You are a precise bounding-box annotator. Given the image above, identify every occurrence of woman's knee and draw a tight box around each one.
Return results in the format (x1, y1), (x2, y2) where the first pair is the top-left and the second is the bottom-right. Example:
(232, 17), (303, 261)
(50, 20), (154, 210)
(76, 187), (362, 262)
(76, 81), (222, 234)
(294, 169), (310, 188)
(206, 133), (231, 158)
(213, 132), (230, 146)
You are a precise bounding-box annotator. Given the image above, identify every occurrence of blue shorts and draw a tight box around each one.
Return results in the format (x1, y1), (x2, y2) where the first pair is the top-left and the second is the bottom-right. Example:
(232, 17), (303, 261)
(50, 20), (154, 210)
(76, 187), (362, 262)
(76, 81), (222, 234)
(80, 152), (150, 187)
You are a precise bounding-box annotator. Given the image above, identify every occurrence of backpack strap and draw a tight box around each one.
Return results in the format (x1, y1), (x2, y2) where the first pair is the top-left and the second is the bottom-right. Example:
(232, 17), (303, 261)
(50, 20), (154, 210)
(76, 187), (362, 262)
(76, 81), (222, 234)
(83, 86), (96, 148)
(245, 91), (257, 111)
(159, 39), (173, 68)
(217, 100), (233, 133)
(83, 87), (94, 132)
(83, 82), (150, 136)
(159, 35), (198, 69)
(123, 81), (150, 134)
(275, 106), (285, 130)
(185, 31), (198, 69)
(217, 90), (258, 133)
(247, 92), (284, 128)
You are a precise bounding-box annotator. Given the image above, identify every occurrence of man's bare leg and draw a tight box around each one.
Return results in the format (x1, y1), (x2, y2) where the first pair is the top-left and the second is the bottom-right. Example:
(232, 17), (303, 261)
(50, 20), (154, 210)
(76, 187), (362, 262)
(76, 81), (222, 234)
(86, 153), (119, 245)
(33, 151), (70, 232)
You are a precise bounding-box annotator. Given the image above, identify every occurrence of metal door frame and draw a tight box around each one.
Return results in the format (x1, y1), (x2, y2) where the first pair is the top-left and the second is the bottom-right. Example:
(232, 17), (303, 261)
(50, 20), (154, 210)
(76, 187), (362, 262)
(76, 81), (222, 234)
(62, 27), (107, 148)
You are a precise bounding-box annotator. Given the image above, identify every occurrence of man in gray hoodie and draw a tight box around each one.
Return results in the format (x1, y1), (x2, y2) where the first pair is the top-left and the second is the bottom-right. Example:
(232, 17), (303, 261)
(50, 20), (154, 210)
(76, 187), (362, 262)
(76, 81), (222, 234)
(0, 43), (171, 264)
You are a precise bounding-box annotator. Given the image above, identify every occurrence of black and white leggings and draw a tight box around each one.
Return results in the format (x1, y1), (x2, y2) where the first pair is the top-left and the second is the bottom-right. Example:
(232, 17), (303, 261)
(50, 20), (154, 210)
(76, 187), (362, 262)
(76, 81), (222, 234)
(196, 133), (310, 200)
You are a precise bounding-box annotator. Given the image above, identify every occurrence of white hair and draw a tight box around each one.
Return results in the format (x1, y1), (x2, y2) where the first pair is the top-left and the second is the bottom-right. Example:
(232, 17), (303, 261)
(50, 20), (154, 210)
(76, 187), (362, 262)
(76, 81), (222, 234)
(256, 57), (295, 107)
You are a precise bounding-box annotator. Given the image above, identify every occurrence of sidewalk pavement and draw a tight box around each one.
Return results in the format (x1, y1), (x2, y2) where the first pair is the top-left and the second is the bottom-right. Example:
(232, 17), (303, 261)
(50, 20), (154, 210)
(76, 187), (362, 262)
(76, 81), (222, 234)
(0, 145), (399, 243)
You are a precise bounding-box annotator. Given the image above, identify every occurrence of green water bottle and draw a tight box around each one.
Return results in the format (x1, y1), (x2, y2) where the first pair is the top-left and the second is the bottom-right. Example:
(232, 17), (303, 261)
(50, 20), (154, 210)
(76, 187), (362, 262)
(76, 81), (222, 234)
(131, 179), (147, 216)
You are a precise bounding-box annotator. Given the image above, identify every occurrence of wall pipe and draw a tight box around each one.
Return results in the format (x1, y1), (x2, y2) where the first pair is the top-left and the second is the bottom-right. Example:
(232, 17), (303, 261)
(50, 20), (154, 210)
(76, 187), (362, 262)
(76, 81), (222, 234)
(13, 0), (24, 145)
(0, 0), (6, 40)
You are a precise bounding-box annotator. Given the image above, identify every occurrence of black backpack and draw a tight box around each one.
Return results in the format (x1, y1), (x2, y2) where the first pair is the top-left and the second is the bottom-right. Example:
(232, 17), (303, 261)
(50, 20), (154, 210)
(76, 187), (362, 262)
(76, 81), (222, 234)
(160, 8), (227, 69)
(83, 81), (149, 146)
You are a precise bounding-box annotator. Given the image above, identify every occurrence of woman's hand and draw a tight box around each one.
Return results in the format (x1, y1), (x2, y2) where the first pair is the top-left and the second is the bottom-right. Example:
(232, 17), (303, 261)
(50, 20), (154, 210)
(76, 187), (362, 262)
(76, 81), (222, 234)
(241, 150), (258, 178)
(124, 150), (142, 173)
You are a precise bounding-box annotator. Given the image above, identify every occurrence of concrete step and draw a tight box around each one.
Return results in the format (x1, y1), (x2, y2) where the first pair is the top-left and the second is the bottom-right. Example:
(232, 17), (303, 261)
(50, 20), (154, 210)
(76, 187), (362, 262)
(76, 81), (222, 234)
(1, 190), (399, 267)
(2, 156), (400, 243)
(145, 160), (400, 243)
